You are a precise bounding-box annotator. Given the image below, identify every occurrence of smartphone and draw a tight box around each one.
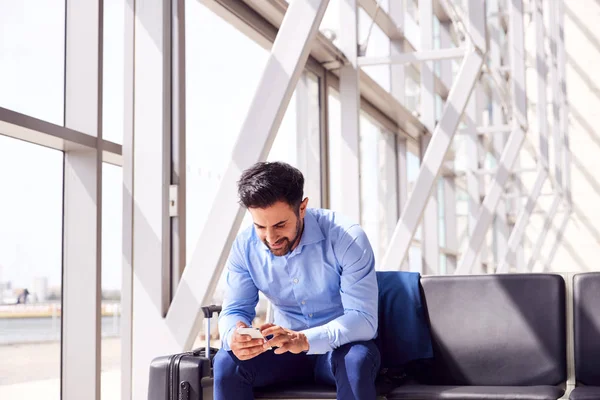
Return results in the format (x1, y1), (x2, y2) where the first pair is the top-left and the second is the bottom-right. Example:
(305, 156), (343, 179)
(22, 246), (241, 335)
(236, 327), (265, 340)
(237, 327), (272, 350)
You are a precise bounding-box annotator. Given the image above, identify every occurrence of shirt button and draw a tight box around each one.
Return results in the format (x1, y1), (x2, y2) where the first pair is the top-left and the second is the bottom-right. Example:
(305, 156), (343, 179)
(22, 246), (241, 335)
(301, 300), (306, 305)
(293, 278), (299, 284)
(309, 314), (313, 318)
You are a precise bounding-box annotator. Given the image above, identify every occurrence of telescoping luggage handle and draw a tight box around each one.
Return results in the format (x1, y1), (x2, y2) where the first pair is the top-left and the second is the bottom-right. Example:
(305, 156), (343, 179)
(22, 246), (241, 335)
(201, 305), (222, 359)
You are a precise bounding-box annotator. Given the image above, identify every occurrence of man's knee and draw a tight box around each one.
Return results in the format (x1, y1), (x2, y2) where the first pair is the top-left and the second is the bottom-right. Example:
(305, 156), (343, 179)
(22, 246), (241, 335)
(331, 341), (380, 378)
(214, 349), (250, 385)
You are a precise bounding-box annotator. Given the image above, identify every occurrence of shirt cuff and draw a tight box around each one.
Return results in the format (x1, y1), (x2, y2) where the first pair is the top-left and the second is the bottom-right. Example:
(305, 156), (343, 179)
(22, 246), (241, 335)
(221, 326), (236, 351)
(302, 325), (331, 355)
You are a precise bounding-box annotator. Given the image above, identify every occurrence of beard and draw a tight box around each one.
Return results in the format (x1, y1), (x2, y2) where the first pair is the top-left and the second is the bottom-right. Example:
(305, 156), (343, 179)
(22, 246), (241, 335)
(264, 218), (304, 256)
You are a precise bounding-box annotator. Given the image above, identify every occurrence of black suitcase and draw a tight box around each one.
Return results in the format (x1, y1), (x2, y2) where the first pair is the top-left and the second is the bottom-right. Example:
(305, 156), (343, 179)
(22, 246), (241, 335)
(148, 305), (221, 400)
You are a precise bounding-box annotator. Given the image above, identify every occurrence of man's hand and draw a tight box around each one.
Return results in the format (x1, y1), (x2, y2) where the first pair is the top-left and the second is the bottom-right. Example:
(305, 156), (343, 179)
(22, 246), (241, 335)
(260, 324), (310, 355)
(230, 321), (267, 360)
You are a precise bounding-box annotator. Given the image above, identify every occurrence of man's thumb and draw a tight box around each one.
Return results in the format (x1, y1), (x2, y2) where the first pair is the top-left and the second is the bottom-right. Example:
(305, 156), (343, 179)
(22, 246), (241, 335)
(236, 321), (248, 328)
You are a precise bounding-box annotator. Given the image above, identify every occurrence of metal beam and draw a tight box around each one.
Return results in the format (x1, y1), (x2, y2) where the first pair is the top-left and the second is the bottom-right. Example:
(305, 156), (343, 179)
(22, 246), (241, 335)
(131, 0), (173, 397)
(121, 1), (134, 399)
(61, 0), (102, 399)
(358, 0), (403, 40)
(389, 0), (408, 270)
(358, 48), (467, 66)
(380, 50), (484, 271)
(456, 0), (526, 274)
(338, 0), (361, 222)
(171, 0), (187, 302)
(496, 169), (547, 272)
(165, 0), (330, 350)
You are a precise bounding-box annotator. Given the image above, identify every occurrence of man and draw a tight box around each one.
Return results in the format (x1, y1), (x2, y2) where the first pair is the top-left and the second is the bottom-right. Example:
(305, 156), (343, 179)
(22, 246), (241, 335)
(214, 161), (380, 400)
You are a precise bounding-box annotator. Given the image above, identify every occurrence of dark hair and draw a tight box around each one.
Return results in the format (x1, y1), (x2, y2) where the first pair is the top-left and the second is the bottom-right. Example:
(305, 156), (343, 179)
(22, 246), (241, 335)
(237, 162), (304, 211)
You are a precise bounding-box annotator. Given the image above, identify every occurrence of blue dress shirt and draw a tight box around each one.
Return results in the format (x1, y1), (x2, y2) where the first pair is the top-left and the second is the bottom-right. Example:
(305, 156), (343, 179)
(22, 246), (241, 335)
(218, 208), (378, 355)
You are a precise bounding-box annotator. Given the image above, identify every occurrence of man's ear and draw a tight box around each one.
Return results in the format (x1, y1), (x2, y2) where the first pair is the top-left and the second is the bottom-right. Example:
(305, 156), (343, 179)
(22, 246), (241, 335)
(299, 197), (309, 218)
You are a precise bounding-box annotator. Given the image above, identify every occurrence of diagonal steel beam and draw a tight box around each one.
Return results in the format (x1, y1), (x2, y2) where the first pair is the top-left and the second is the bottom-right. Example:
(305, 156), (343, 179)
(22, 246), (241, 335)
(379, 50), (484, 271)
(496, 168), (547, 273)
(456, 0), (527, 274)
(527, 195), (562, 271)
(165, 0), (330, 349)
(496, 0), (549, 273)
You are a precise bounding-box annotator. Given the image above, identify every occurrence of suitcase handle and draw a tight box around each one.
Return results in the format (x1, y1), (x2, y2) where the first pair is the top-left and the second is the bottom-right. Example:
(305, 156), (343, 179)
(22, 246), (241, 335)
(201, 304), (222, 360)
(201, 305), (222, 318)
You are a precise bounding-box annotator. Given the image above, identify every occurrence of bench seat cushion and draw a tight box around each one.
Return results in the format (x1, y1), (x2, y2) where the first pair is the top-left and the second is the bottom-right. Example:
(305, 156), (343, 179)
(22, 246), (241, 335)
(569, 386), (600, 400)
(387, 384), (564, 400)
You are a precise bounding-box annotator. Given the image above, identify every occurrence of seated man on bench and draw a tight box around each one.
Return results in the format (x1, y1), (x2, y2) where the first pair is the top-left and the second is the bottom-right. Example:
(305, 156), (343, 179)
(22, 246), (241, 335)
(214, 161), (380, 400)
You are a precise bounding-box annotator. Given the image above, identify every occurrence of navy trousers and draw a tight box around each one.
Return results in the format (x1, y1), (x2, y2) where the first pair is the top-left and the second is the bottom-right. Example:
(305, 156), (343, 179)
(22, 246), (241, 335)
(213, 340), (381, 400)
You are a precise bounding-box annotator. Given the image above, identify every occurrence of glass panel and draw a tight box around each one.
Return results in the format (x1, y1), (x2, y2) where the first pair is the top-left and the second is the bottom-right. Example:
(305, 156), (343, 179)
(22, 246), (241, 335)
(439, 254), (447, 275)
(327, 90), (342, 212)
(359, 115), (380, 260)
(102, 0), (125, 144)
(359, 9), (391, 91)
(0, 0), (65, 125)
(0, 136), (63, 399)
(268, 93), (297, 166)
(409, 246), (422, 273)
(101, 163), (123, 400)
(185, 0), (268, 267)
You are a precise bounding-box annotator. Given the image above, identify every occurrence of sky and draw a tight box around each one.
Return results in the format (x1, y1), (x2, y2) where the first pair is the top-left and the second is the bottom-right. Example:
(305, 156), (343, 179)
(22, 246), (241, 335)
(0, 0), (422, 292)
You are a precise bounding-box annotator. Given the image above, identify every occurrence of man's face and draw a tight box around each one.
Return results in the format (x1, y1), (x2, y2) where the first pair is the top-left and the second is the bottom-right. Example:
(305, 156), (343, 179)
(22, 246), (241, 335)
(249, 199), (308, 256)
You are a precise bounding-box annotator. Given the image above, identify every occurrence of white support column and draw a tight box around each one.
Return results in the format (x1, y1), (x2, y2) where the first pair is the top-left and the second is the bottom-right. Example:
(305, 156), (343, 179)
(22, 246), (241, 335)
(296, 73), (322, 208)
(121, 1), (134, 399)
(456, 0), (527, 275)
(380, 50), (484, 271)
(420, 0), (439, 275)
(389, 0), (408, 271)
(528, 195), (562, 271)
(131, 0), (173, 398)
(497, 0), (548, 273)
(171, 0), (187, 296)
(338, 0), (361, 222)
(165, 0), (330, 350)
(61, 1), (103, 399)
